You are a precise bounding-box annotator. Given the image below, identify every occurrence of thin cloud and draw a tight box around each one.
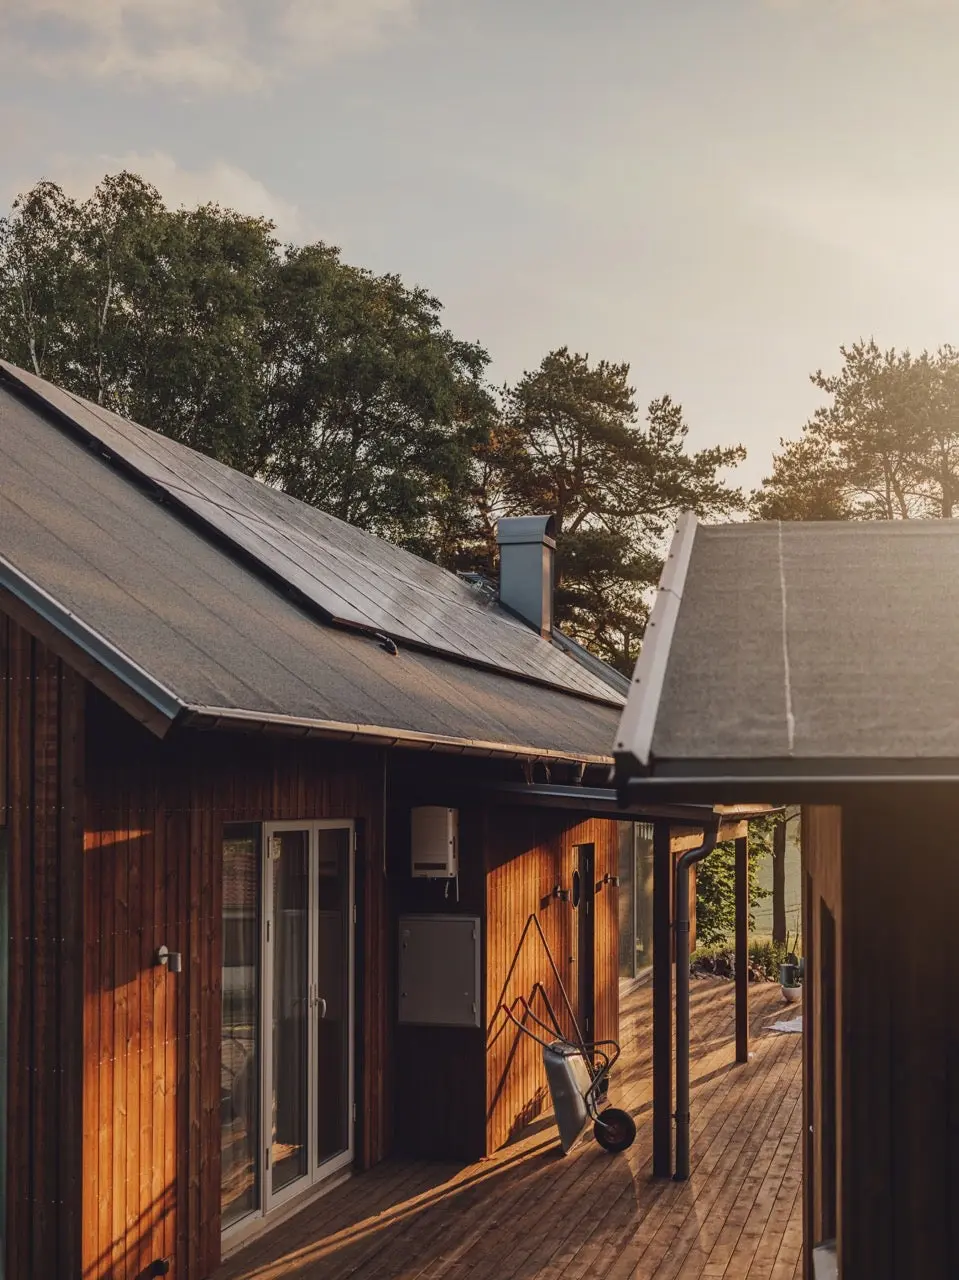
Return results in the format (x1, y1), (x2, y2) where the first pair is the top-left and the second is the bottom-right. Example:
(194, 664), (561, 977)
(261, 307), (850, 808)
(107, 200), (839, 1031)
(0, 0), (425, 91)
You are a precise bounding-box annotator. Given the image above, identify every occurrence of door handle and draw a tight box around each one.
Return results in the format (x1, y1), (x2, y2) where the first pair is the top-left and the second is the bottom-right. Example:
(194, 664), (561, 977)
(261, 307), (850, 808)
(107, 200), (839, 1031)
(317, 997), (328, 1020)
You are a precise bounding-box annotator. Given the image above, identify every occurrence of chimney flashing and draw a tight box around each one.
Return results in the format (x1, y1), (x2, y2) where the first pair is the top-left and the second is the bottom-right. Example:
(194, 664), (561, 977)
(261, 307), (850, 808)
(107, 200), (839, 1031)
(496, 514), (556, 549)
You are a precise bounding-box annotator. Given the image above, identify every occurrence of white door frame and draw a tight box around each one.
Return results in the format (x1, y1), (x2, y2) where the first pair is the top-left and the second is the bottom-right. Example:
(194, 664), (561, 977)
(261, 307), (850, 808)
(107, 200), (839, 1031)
(260, 819), (355, 1218)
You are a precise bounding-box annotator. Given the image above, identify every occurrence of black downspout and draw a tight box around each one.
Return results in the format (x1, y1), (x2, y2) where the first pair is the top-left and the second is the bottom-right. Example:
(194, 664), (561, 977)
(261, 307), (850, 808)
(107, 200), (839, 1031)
(673, 817), (721, 1181)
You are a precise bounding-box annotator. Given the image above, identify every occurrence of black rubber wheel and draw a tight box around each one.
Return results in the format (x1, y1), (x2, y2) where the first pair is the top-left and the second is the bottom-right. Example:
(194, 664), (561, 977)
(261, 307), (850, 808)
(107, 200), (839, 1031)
(593, 1107), (636, 1153)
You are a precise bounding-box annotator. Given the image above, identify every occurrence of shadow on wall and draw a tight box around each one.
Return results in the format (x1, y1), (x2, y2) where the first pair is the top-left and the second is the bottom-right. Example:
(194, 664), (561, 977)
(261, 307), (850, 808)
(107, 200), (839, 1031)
(80, 1179), (175, 1280)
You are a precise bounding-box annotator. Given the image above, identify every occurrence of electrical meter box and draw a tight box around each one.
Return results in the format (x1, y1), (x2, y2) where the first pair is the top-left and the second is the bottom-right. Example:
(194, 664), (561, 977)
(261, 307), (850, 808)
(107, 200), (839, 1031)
(410, 806), (458, 878)
(397, 914), (481, 1027)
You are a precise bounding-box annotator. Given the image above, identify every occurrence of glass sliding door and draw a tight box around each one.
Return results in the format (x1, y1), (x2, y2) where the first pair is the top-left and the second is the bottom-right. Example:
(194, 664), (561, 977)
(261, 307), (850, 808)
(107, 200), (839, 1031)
(221, 826), (261, 1230)
(267, 828), (311, 1200)
(260, 821), (355, 1217)
(316, 827), (352, 1168)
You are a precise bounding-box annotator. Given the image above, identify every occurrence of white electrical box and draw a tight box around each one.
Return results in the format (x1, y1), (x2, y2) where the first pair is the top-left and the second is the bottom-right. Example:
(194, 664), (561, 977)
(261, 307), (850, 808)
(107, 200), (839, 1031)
(411, 806), (458, 878)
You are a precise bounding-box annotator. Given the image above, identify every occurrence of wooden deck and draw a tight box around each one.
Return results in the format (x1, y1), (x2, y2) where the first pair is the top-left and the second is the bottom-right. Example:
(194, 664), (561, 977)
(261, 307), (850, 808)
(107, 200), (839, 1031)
(217, 978), (803, 1280)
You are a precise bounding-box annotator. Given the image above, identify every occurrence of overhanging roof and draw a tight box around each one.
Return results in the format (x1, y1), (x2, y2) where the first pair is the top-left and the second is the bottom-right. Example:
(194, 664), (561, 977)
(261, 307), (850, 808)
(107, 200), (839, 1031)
(468, 783), (773, 826)
(0, 365), (622, 764)
(1, 359), (621, 705)
(615, 514), (959, 789)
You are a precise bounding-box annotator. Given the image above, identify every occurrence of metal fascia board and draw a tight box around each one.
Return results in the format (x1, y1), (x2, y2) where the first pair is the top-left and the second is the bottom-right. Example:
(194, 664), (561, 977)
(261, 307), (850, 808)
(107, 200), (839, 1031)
(0, 552), (184, 723)
(613, 511), (698, 769)
(182, 705), (614, 766)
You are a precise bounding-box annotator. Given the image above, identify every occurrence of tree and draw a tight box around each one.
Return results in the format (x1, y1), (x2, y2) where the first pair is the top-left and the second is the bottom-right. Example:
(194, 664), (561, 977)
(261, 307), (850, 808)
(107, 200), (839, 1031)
(0, 173), (493, 555)
(754, 340), (959, 522)
(258, 243), (494, 560)
(479, 349), (746, 670)
(694, 816), (776, 948)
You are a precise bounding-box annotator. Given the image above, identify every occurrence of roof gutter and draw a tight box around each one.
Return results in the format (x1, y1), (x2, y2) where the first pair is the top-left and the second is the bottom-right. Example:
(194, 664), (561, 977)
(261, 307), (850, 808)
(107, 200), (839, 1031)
(614, 512), (698, 795)
(181, 705), (614, 767)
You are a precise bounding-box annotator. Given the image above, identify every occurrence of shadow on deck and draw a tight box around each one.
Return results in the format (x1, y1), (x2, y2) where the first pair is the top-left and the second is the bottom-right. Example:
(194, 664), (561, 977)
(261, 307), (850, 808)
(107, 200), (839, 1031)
(217, 978), (803, 1280)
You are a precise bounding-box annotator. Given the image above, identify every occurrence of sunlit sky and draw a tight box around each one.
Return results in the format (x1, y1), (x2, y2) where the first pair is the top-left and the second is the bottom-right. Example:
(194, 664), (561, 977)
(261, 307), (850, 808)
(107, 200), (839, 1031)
(3, 0), (959, 489)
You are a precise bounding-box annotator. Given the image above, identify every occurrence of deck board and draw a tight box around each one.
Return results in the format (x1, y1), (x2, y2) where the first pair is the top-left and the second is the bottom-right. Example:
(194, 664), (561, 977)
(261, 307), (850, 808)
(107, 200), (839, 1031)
(217, 978), (803, 1280)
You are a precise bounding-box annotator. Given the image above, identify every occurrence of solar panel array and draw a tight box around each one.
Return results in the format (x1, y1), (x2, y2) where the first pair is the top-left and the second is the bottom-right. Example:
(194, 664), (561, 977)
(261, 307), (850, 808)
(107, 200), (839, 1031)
(2, 361), (622, 704)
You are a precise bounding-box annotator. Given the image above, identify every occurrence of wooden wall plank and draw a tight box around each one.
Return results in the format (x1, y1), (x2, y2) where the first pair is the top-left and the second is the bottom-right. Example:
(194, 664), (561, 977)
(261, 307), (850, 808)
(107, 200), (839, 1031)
(6, 621), (29, 1280)
(81, 702), (389, 1279)
(2, 616), (84, 1279)
(483, 809), (621, 1158)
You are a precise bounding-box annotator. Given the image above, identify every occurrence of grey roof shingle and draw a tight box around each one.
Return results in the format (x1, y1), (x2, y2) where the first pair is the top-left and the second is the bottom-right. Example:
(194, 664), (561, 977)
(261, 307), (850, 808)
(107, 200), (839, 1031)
(0, 372), (621, 762)
(616, 517), (959, 781)
(1, 359), (617, 702)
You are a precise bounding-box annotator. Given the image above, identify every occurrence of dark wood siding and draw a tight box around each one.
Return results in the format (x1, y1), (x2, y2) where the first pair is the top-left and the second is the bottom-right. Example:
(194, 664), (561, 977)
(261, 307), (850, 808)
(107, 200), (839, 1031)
(82, 696), (388, 1280)
(485, 811), (618, 1156)
(0, 613), (84, 1280)
(838, 792), (959, 1280)
(801, 804), (843, 1276)
(389, 802), (487, 1163)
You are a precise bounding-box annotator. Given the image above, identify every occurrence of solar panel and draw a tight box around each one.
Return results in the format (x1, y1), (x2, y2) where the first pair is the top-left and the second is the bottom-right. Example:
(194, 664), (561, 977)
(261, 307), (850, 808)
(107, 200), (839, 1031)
(1, 362), (622, 703)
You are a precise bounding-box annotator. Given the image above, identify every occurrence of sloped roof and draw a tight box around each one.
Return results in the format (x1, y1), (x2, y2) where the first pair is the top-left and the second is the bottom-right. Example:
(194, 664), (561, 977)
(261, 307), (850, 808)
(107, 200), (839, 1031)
(614, 514), (959, 787)
(1, 360), (618, 703)
(0, 362), (622, 764)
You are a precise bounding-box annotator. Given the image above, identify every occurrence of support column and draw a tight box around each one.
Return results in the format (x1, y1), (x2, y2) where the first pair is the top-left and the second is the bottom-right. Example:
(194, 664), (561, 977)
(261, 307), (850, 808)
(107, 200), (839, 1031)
(735, 834), (749, 1064)
(652, 820), (672, 1176)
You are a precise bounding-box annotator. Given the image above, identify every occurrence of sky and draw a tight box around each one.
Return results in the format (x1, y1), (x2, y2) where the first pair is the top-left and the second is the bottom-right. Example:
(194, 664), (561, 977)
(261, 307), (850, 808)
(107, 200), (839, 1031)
(3, 0), (959, 490)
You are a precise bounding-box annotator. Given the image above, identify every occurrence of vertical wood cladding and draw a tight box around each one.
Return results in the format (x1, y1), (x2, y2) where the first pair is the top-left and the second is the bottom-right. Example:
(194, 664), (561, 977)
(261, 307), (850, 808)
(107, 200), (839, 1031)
(837, 793), (959, 1280)
(2, 616), (621, 1280)
(82, 695), (388, 1280)
(0, 613), (85, 1280)
(801, 804), (843, 1277)
(485, 810), (618, 1156)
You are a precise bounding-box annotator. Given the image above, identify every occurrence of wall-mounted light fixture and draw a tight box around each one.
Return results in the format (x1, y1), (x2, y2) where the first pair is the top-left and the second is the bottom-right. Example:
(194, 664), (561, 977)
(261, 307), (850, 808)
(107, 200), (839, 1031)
(602, 873), (621, 888)
(155, 945), (182, 974)
(551, 884), (569, 903)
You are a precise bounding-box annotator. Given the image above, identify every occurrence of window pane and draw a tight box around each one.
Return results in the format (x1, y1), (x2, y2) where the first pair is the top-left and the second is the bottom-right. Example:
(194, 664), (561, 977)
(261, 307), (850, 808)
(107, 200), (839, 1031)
(221, 826), (260, 1229)
(271, 830), (310, 1194)
(634, 824), (654, 972)
(317, 828), (351, 1164)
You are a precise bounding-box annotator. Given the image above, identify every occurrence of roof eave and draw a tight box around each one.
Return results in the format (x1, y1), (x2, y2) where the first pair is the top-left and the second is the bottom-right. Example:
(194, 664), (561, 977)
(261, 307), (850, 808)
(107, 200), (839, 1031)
(619, 756), (959, 805)
(180, 705), (614, 767)
(0, 557), (183, 738)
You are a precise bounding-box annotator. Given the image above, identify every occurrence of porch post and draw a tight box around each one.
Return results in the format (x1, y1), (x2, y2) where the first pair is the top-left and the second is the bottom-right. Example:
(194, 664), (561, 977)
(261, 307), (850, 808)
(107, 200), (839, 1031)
(652, 819), (673, 1176)
(735, 833), (749, 1064)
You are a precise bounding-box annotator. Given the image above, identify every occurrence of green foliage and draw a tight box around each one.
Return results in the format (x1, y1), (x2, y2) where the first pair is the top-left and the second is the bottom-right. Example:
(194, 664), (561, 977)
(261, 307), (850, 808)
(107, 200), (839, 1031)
(690, 935), (792, 983)
(754, 339), (959, 522)
(472, 349), (746, 671)
(694, 815), (779, 948)
(0, 173), (493, 557)
(1, 174), (748, 659)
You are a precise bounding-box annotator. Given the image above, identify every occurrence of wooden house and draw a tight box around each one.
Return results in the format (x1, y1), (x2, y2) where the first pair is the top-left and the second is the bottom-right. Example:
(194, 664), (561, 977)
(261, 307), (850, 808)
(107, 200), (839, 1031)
(614, 513), (959, 1280)
(0, 361), (762, 1279)
(0, 356), (646, 1279)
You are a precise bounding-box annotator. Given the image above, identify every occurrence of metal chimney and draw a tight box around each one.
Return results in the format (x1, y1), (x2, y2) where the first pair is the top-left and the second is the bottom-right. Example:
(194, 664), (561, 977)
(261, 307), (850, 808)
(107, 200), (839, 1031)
(496, 515), (556, 638)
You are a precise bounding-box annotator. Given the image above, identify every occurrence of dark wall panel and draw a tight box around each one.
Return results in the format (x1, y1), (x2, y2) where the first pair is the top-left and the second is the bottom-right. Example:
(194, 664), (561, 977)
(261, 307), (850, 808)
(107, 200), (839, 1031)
(0, 612), (84, 1280)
